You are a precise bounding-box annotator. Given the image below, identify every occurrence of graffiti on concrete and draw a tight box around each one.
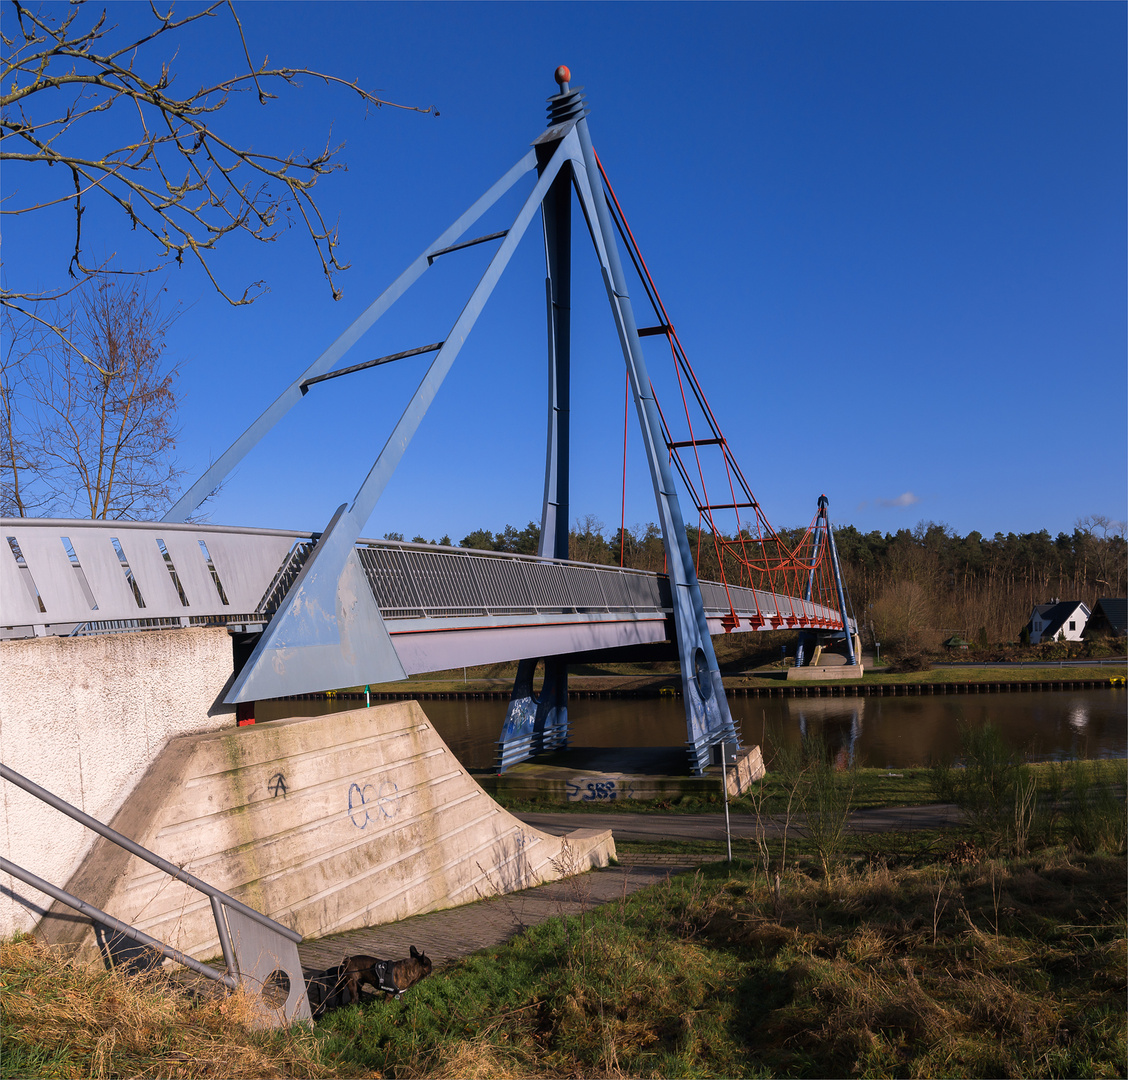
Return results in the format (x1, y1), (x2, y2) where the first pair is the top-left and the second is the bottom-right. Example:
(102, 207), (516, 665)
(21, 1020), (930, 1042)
(347, 779), (399, 829)
(565, 777), (633, 802)
(268, 773), (287, 798)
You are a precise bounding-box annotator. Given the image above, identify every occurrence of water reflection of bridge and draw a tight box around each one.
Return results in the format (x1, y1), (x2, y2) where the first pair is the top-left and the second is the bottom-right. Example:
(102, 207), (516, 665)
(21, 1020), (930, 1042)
(789, 697), (865, 768)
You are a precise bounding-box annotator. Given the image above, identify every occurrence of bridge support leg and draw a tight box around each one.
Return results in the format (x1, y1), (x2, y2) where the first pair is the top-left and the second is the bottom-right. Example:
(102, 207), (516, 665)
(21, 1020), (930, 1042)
(497, 657), (569, 772)
(499, 109), (574, 773)
(795, 504), (826, 669)
(821, 495), (857, 666)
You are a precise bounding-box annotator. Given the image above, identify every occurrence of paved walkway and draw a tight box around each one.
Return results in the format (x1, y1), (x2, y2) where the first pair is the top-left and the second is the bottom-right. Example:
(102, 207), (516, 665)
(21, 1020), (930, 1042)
(296, 805), (962, 975)
(297, 863), (679, 975)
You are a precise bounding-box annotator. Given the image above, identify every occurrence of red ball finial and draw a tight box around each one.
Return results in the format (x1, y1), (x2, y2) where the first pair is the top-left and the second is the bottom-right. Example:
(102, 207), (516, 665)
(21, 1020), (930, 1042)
(555, 65), (571, 86)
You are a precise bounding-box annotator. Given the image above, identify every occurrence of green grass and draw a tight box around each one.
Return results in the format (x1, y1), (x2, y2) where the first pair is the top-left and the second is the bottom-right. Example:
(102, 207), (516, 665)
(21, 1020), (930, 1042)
(310, 848), (1127, 1079)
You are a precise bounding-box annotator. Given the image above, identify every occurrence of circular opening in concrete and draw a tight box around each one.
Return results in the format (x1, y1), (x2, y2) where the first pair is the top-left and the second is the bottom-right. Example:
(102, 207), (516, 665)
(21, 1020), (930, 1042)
(262, 968), (290, 1007)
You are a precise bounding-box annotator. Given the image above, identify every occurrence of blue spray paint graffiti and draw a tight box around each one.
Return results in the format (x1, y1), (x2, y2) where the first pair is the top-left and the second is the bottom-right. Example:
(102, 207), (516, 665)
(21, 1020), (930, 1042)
(564, 777), (634, 802)
(347, 780), (399, 829)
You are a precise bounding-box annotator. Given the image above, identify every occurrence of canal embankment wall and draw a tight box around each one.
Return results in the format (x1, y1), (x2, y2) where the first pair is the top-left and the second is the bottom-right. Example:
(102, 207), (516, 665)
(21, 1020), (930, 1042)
(283, 676), (1122, 704)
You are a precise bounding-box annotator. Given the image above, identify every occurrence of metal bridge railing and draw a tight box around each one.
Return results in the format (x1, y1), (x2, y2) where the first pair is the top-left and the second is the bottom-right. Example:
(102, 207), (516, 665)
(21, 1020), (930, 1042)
(1, 518), (848, 639)
(0, 763), (310, 1026)
(356, 541), (668, 619)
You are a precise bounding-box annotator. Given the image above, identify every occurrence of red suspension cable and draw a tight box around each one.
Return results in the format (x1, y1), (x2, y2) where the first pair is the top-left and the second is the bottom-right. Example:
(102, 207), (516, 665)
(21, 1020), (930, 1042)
(595, 150), (843, 618)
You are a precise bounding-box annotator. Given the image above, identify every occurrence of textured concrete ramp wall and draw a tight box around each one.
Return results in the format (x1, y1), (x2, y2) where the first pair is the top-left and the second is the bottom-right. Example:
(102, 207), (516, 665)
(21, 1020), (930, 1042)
(1, 628), (236, 938)
(39, 704), (614, 966)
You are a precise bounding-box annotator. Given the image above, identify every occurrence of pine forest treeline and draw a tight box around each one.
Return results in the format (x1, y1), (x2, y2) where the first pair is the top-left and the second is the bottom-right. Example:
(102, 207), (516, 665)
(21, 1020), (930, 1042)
(391, 515), (1127, 654)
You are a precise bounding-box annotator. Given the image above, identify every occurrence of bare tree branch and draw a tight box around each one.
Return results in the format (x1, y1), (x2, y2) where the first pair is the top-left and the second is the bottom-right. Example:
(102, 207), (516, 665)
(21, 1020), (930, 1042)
(1, 0), (437, 321)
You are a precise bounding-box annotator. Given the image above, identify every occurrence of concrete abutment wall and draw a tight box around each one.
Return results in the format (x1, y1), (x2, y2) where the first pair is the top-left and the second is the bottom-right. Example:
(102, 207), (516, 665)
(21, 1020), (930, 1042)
(2, 632), (614, 953)
(1, 628), (237, 938)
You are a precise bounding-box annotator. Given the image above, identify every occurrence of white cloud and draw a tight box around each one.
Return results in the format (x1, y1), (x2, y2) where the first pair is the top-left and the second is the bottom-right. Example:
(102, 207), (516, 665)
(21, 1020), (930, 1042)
(877, 492), (920, 509)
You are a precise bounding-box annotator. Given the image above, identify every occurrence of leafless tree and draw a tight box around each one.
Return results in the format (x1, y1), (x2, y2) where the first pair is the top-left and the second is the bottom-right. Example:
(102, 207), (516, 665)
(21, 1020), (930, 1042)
(1, 0), (434, 357)
(1074, 514), (1128, 596)
(1, 276), (181, 519)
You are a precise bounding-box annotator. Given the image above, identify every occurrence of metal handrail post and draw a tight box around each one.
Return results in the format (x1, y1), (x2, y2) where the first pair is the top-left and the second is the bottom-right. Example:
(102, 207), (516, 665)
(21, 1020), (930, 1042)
(0, 763), (300, 944)
(210, 895), (239, 977)
(0, 856), (237, 990)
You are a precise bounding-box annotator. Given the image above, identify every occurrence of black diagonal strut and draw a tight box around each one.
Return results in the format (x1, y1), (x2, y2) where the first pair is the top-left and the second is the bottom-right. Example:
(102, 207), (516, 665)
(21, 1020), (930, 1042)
(427, 230), (509, 264)
(300, 342), (446, 392)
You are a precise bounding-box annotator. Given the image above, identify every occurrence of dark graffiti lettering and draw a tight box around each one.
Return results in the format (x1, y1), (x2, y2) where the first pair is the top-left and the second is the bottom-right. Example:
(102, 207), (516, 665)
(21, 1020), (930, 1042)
(268, 773), (287, 798)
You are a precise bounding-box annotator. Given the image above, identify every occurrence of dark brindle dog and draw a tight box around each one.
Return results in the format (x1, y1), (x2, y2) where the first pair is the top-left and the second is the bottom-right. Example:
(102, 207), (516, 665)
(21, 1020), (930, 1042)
(305, 962), (350, 1019)
(306, 946), (432, 1017)
(341, 945), (432, 1002)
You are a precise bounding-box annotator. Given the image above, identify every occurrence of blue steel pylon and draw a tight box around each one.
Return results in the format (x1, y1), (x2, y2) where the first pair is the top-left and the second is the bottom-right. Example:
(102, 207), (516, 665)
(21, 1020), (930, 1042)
(496, 69), (739, 773)
(165, 68), (739, 775)
(793, 494), (857, 668)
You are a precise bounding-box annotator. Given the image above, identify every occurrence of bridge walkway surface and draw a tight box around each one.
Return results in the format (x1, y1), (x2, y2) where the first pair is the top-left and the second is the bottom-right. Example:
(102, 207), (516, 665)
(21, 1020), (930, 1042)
(294, 805), (962, 976)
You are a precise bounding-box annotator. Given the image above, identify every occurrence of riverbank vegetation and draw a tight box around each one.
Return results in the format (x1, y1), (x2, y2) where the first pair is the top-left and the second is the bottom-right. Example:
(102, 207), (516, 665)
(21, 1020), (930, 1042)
(5, 850), (1123, 1079)
(4, 737), (1123, 1079)
(313, 851), (1124, 1079)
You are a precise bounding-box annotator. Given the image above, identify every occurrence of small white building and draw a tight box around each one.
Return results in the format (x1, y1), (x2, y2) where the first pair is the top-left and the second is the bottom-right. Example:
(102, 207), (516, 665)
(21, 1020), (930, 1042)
(1025, 600), (1090, 644)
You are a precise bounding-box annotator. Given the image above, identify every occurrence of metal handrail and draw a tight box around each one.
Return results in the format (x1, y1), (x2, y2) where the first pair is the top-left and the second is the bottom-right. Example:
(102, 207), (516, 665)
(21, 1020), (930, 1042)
(0, 856), (238, 990)
(3, 761), (312, 1023)
(0, 763), (300, 944)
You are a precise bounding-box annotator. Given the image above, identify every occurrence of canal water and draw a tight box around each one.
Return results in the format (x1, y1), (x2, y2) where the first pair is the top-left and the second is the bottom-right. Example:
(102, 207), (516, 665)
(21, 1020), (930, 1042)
(257, 687), (1126, 771)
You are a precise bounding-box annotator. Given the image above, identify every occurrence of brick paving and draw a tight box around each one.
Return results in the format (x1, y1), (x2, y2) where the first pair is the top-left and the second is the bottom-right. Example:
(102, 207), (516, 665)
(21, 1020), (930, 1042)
(297, 862), (683, 975)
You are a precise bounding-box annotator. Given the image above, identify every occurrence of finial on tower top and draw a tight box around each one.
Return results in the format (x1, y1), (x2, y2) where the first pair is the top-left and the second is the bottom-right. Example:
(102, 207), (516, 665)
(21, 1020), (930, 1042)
(554, 65), (571, 87)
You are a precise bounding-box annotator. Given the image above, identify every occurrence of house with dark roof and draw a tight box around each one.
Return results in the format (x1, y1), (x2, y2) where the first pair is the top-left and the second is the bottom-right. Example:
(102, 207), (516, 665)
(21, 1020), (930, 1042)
(1023, 600), (1090, 644)
(1082, 597), (1127, 639)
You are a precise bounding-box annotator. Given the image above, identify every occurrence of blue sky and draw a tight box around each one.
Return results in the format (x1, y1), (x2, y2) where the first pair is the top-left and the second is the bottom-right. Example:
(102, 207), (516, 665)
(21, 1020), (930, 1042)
(6, 1), (1126, 543)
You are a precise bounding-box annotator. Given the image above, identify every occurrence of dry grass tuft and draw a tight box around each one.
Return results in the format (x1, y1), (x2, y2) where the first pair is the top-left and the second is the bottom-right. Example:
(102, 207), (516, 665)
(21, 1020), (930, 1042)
(1, 935), (329, 1079)
(426, 1041), (533, 1080)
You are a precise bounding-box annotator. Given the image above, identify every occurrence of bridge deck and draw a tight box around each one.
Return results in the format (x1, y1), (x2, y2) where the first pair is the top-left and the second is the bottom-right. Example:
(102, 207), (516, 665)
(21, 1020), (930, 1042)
(1, 520), (853, 671)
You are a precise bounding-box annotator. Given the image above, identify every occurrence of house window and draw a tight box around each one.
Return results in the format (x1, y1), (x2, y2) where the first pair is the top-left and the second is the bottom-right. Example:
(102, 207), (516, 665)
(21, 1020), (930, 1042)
(1069, 621), (1076, 631)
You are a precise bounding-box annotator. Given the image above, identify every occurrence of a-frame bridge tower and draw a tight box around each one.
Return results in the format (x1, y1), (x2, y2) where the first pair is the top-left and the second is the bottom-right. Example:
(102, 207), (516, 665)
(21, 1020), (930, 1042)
(164, 68), (797, 774)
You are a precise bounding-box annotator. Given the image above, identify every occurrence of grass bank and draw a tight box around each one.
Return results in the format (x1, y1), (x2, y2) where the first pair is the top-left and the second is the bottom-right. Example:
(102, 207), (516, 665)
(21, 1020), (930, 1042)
(310, 849), (1126, 1079)
(6, 846), (1123, 1079)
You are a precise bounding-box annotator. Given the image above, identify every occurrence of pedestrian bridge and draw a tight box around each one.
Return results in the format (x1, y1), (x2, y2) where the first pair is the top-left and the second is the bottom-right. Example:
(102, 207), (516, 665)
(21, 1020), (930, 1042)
(1, 69), (862, 775)
(1, 518), (853, 677)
